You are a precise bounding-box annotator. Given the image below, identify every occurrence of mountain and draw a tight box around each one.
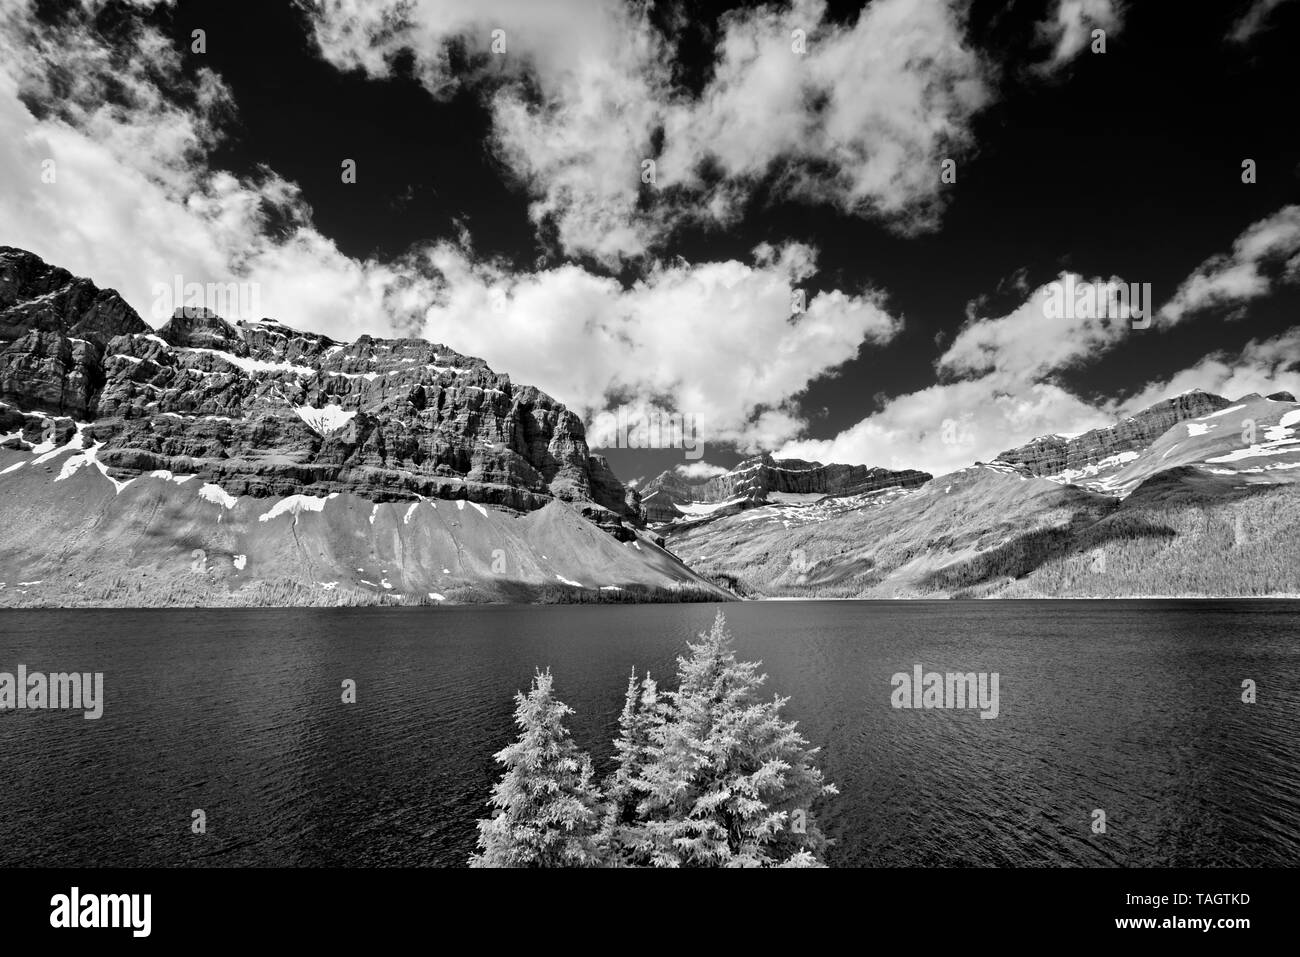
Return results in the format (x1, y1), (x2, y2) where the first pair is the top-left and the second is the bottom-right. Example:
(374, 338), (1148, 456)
(659, 392), (1300, 598)
(639, 452), (931, 524)
(991, 390), (1231, 493)
(0, 247), (723, 605)
(4, 246), (1297, 605)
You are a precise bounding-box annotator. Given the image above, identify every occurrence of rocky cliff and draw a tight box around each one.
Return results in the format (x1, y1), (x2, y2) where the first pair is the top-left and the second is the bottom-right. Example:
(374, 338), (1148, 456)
(639, 452), (931, 523)
(662, 391), (1300, 599)
(992, 390), (1231, 481)
(0, 247), (639, 533)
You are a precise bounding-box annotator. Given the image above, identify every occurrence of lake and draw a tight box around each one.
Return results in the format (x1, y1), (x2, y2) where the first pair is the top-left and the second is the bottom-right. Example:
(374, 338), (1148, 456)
(1, 600), (1297, 867)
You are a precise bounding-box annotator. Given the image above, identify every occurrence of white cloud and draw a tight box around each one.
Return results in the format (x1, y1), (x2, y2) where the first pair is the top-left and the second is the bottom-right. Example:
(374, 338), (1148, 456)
(0, 0), (909, 458)
(0, 1), (437, 340)
(776, 266), (1299, 477)
(779, 376), (1112, 477)
(1159, 205), (1300, 324)
(658, 0), (991, 235)
(676, 462), (730, 480)
(1034, 0), (1123, 72)
(939, 272), (1136, 380)
(418, 240), (902, 450)
(304, 0), (670, 263)
(1228, 0), (1296, 43)
(1116, 329), (1300, 413)
(303, 0), (993, 261)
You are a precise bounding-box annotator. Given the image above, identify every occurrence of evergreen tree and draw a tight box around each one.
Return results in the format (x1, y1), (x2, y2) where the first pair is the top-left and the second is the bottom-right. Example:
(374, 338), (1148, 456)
(469, 669), (606, 867)
(601, 669), (663, 864)
(634, 611), (838, 867)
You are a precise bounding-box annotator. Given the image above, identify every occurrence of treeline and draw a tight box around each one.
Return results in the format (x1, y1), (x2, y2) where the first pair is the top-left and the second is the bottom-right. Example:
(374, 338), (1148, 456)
(1001, 485), (1300, 597)
(469, 612), (837, 867)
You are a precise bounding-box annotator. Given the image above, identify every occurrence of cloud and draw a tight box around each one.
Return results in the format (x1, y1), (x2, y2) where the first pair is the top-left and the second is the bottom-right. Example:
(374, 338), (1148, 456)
(940, 272), (1137, 380)
(1159, 205), (1300, 324)
(1115, 328), (1300, 412)
(781, 322), (1300, 477)
(1227, 0), (1296, 43)
(1034, 0), (1123, 72)
(303, 0), (672, 263)
(0, 0), (909, 459)
(779, 376), (1113, 477)
(302, 0), (993, 262)
(0, 1), (437, 340)
(675, 462), (730, 480)
(657, 0), (992, 236)
(418, 239), (902, 450)
(775, 264), (1296, 477)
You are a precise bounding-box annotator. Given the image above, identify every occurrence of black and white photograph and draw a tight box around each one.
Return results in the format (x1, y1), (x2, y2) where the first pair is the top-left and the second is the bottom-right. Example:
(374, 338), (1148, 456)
(0, 0), (1296, 941)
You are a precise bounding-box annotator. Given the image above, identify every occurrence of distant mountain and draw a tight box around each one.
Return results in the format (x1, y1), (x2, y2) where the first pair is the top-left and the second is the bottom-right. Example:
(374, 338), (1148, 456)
(991, 390), (1230, 492)
(659, 393), (1300, 598)
(0, 247), (722, 605)
(995, 391), (1300, 497)
(640, 452), (931, 524)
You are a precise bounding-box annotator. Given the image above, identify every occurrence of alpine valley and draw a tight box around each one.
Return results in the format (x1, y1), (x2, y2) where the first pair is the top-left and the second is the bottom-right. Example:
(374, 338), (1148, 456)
(1, 247), (1298, 606)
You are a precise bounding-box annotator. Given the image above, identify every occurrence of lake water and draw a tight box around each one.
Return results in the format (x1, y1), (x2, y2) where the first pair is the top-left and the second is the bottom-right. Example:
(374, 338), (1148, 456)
(1, 601), (1297, 867)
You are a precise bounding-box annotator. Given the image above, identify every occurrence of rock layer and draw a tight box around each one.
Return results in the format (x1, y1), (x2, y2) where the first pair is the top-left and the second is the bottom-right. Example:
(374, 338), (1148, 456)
(640, 452), (931, 523)
(992, 390), (1232, 478)
(0, 247), (638, 530)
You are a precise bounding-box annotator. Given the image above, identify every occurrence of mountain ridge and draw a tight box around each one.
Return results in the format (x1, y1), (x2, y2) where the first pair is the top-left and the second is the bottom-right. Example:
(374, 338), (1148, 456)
(640, 452), (931, 524)
(3, 245), (1297, 604)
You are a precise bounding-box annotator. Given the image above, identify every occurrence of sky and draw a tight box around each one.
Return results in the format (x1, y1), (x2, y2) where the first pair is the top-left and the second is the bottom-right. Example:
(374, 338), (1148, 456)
(1, 0), (1298, 486)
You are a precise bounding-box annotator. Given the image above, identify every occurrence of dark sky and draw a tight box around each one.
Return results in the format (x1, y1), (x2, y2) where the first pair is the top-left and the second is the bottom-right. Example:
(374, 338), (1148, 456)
(60, 0), (1300, 480)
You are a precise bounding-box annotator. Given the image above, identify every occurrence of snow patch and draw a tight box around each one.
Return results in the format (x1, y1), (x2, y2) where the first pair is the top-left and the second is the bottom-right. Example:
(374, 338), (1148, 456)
(52, 443), (133, 493)
(1202, 404), (1247, 420)
(199, 483), (238, 509)
(186, 348), (316, 377)
(294, 403), (356, 434)
(233, 555), (247, 570)
(674, 496), (747, 517)
(258, 494), (330, 523)
(555, 574), (585, 588)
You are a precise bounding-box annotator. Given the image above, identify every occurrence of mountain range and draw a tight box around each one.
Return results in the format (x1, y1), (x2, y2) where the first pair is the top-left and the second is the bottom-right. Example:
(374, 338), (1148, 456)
(1, 246), (1297, 604)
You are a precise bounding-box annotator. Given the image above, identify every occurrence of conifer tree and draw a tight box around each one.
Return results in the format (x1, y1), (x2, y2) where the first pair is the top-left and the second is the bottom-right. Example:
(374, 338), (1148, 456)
(602, 669), (663, 864)
(469, 669), (606, 867)
(634, 611), (837, 866)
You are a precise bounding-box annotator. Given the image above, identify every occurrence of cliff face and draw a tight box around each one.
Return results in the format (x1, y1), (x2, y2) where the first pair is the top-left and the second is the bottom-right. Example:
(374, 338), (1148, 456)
(0, 247), (150, 346)
(992, 391), (1232, 479)
(660, 391), (1300, 599)
(0, 247), (636, 526)
(640, 452), (931, 523)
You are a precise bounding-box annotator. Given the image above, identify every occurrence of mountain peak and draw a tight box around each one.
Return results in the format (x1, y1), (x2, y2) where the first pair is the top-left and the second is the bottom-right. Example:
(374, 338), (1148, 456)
(0, 246), (149, 347)
(640, 454), (930, 523)
(0, 246), (639, 531)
